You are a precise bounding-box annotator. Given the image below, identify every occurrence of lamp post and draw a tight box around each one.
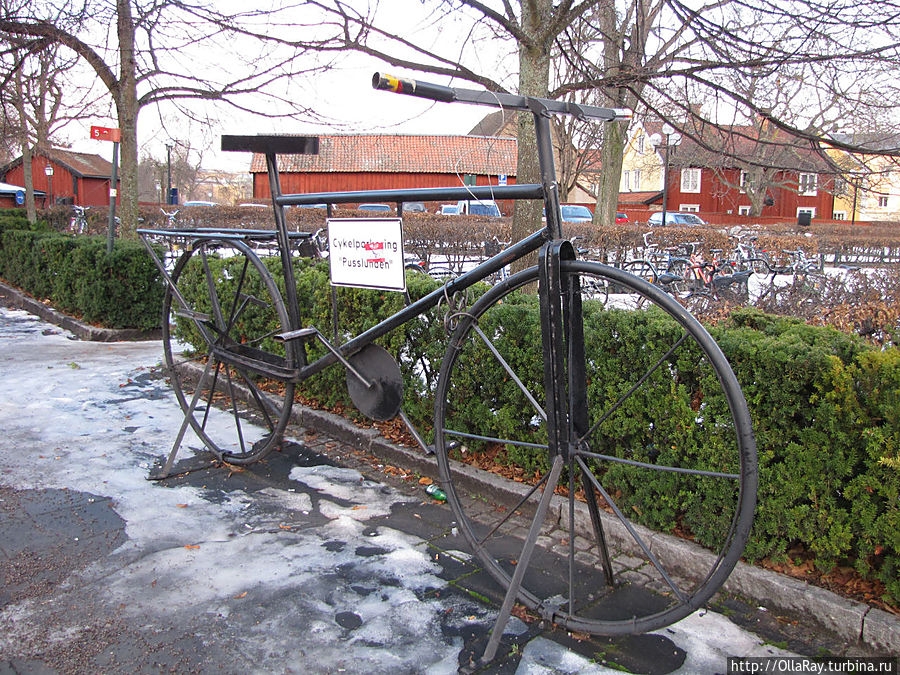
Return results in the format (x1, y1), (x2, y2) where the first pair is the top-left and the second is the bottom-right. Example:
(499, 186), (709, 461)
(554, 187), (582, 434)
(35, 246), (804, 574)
(44, 164), (54, 207)
(650, 124), (682, 226)
(166, 144), (173, 205)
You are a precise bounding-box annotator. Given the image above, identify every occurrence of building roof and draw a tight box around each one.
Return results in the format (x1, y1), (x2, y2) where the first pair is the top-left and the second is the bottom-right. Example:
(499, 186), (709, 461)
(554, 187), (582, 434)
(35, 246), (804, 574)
(636, 118), (835, 174)
(468, 111), (519, 138)
(0, 181), (26, 193)
(618, 191), (662, 206)
(1, 147), (113, 179)
(829, 132), (900, 153)
(249, 134), (517, 176)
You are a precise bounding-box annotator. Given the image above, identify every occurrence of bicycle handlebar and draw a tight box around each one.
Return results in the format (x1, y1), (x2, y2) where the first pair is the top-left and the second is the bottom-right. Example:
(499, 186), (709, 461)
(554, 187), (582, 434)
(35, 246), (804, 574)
(373, 72), (632, 122)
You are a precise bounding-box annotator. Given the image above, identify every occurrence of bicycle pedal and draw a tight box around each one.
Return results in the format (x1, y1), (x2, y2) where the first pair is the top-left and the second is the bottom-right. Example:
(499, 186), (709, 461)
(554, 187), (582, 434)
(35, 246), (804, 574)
(275, 327), (319, 342)
(239, 293), (268, 308)
(174, 308), (211, 322)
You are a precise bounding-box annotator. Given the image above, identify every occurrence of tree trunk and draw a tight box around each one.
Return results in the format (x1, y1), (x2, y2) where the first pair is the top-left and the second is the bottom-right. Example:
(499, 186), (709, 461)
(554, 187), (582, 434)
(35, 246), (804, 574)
(116, 0), (139, 237)
(595, 121), (627, 228)
(13, 68), (36, 224)
(593, 3), (630, 229)
(511, 0), (552, 272)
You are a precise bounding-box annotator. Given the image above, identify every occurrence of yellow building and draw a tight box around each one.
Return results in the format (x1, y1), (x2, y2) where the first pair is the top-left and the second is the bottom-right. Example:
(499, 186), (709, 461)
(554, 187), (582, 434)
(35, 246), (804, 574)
(828, 134), (900, 223)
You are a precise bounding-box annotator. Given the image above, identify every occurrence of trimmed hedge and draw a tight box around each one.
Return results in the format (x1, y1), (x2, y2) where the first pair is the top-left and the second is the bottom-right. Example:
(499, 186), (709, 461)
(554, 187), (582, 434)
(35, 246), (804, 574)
(171, 258), (900, 606)
(0, 217), (164, 330)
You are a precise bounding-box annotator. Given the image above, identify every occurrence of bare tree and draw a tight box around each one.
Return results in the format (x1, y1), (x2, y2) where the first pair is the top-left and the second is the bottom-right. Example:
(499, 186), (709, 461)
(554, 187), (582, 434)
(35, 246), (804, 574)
(292, 0), (900, 230)
(0, 6), (101, 223)
(0, 0), (325, 234)
(137, 143), (202, 204)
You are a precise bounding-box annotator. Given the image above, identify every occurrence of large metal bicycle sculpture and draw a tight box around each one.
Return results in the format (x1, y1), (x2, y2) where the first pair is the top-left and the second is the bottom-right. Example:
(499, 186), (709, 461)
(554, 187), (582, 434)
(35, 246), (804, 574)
(139, 73), (757, 664)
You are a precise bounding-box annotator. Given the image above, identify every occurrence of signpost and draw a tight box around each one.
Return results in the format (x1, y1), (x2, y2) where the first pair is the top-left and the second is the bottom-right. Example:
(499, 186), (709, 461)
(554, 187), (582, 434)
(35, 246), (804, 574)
(90, 125), (120, 253)
(327, 218), (407, 292)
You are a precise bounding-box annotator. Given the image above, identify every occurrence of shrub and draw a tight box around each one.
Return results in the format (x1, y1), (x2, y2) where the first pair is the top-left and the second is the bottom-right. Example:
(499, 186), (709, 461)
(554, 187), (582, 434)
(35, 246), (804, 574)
(0, 228), (163, 330)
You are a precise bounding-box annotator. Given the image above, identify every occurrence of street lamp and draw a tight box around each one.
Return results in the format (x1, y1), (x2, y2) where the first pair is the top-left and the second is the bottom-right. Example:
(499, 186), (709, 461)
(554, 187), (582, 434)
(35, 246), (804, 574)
(44, 164), (54, 207)
(166, 144), (173, 205)
(649, 124), (682, 226)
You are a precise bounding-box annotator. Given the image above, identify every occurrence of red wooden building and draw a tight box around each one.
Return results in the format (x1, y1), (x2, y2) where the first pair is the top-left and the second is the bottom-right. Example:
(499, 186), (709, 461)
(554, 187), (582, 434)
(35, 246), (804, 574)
(644, 120), (837, 224)
(1, 148), (116, 208)
(248, 134), (518, 213)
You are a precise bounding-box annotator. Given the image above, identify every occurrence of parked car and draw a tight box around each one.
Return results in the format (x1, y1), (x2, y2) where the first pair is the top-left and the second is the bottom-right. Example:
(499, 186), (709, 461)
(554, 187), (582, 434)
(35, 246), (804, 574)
(402, 202), (426, 213)
(616, 212), (629, 225)
(440, 204), (460, 215)
(183, 200), (218, 207)
(647, 211), (706, 226)
(560, 204), (593, 223)
(457, 199), (501, 217)
(357, 203), (391, 212)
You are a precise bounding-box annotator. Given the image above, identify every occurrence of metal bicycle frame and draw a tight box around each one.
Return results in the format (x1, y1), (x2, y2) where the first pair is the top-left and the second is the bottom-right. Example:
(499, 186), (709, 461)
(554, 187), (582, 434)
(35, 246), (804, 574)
(143, 82), (629, 390)
(139, 75), (637, 664)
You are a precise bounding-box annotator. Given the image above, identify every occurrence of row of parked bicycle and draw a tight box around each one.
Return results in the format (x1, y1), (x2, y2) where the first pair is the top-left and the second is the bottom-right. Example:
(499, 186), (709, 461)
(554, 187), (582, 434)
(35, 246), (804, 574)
(594, 231), (828, 312)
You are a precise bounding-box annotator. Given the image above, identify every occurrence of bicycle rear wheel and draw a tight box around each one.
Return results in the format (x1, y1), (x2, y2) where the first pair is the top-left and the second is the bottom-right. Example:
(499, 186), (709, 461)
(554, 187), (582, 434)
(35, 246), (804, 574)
(162, 239), (296, 464)
(433, 260), (756, 635)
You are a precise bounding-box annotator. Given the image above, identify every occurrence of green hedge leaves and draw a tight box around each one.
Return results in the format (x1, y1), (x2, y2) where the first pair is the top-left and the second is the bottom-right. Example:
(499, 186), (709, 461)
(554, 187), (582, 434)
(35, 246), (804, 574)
(0, 219), (163, 330)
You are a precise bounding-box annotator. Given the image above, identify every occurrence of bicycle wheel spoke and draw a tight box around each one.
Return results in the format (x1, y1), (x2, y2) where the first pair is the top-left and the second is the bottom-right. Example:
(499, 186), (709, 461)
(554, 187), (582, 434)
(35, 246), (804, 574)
(475, 468), (552, 547)
(200, 357), (225, 431)
(580, 332), (689, 443)
(233, 366), (280, 432)
(223, 366), (249, 455)
(574, 448), (740, 480)
(442, 428), (549, 452)
(473, 323), (546, 422)
(575, 456), (688, 603)
(222, 257), (252, 338)
(200, 246), (227, 331)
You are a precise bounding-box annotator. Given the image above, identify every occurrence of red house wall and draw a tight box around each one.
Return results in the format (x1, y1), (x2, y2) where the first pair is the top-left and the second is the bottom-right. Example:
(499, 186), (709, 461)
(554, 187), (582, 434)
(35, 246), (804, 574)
(3, 160), (114, 207)
(253, 171), (519, 214)
(666, 167), (834, 221)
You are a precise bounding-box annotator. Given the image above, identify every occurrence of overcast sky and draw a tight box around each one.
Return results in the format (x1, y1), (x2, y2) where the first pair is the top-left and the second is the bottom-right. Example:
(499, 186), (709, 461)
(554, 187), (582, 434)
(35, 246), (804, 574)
(63, 4), (506, 173)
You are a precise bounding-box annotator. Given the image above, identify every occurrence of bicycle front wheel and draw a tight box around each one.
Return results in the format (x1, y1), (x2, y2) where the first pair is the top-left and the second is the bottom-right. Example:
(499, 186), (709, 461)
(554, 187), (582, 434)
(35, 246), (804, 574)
(162, 239), (296, 465)
(433, 260), (756, 636)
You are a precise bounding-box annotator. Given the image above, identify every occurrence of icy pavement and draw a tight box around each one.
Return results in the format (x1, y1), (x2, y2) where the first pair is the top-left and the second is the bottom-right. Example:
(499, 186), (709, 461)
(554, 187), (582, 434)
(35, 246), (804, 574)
(0, 305), (798, 673)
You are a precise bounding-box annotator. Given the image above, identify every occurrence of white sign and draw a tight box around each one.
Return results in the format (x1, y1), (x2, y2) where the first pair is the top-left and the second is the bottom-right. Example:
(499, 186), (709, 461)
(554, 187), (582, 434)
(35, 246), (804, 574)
(327, 218), (406, 292)
(498, 174), (507, 186)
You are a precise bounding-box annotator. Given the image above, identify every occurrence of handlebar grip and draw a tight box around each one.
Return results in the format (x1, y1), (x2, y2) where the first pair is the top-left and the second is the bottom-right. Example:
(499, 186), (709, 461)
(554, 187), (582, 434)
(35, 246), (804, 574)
(373, 72), (457, 103)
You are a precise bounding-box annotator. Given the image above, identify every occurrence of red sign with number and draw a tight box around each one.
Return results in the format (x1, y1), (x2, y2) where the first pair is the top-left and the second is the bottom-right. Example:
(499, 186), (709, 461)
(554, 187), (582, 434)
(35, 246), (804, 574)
(90, 126), (121, 143)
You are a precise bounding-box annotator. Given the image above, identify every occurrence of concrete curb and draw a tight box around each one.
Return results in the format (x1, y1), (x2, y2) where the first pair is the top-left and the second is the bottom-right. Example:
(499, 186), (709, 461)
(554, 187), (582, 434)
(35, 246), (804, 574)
(291, 402), (900, 654)
(0, 280), (161, 342)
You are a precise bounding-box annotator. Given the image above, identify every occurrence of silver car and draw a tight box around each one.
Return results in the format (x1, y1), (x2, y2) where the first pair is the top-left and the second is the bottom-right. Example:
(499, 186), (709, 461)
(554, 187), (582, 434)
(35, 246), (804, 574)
(647, 211), (706, 226)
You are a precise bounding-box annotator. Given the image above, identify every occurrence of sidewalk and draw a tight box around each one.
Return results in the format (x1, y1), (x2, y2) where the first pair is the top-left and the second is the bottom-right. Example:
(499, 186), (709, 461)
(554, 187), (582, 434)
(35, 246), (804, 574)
(0, 302), (896, 673)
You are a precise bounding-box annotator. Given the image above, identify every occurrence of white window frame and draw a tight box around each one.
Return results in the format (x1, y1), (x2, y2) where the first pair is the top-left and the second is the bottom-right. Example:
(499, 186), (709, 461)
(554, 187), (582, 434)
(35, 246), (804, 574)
(632, 169), (641, 190)
(636, 135), (646, 154)
(739, 171), (749, 194)
(681, 168), (701, 193)
(833, 211), (846, 220)
(878, 195), (889, 208)
(798, 173), (818, 196)
(679, 204), (700, 212)
(622, 170), (631, 191)
(738, 205), (752, 216)
(797, 206), (816, 217)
